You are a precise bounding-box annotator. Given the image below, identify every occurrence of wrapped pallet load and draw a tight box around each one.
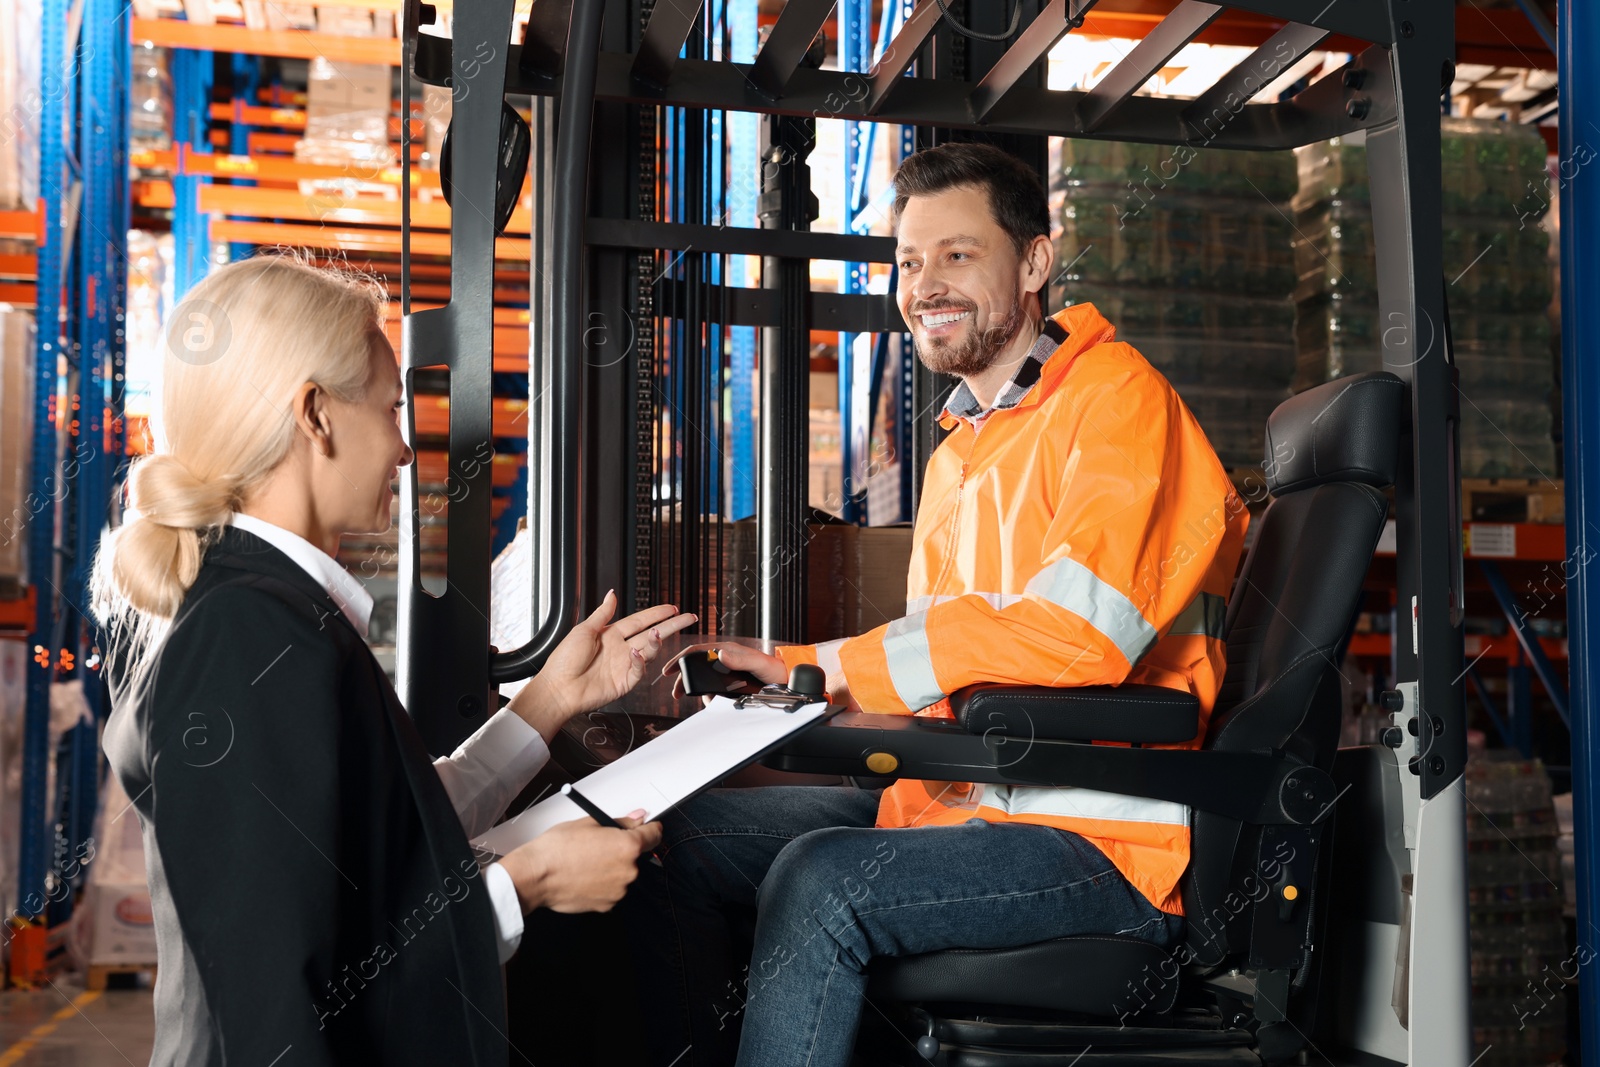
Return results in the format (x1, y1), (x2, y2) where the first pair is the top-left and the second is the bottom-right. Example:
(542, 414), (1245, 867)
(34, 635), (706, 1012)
(1293, 119), (1556, 477)
(1464, 754), (1569, 1067)
(1049, 139), (1299, 468)
(0, 309), (33, 594)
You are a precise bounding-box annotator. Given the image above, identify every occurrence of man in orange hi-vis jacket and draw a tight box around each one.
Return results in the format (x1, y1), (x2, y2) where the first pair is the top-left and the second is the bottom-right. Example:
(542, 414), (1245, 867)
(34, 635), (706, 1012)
(623, 143), (1249, 1067)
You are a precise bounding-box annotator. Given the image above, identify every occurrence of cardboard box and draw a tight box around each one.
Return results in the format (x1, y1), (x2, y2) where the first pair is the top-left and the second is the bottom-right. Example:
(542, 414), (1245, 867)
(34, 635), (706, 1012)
(82, 882), (158, 966)
(295, 58), (397, 185)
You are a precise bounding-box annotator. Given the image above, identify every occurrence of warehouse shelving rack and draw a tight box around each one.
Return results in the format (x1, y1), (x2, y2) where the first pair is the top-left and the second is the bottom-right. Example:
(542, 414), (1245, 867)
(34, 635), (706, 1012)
(8, 0), (131, 973)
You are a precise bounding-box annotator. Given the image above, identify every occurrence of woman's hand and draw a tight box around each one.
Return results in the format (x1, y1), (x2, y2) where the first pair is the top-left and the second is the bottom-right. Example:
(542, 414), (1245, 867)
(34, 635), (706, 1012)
(660, 642), (789, 699)
(509, 592), (696, 741)
(498, 813), (664, 914)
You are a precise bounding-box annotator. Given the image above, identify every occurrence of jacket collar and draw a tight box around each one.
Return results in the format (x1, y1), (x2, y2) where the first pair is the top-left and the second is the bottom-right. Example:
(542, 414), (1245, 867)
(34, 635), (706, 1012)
(228, 513), (373, 637)
(201, 524), (366, 639)
(938, 302), (1119, 430)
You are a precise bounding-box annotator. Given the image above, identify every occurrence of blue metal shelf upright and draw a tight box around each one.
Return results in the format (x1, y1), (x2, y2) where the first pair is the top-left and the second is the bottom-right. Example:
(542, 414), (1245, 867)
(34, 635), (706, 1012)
(838, 0), (916, 526)
(1558, 0), (1599, 1057)
(16, 0), (130, 940)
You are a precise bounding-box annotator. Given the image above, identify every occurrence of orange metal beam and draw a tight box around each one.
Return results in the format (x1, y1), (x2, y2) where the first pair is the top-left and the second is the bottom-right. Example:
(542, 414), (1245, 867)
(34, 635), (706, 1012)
(0, 283), (37, 305)
(208, 101), (425, 140)
(413, 449), (523, 489)
(386, 281), (531, 303)
(382, 304), (530, 326)
(211, 130), (426, 163)
(197, 184), (531, 234)
(0, 209), (38, 240)
(0, 254), (35, 278)
(1085, 0), (1554, 70)
(135, 180), (176, 209)
(0, 587), (38, 635)
(377, 320), (528, 371)
(208, 219), (532, 260)
(209, 102), (309, 129)
(132, 17), (401, 64)
(135, 147), (444, 191)
(1349, 631), (1566, 662)
(410, 396), (529, 439)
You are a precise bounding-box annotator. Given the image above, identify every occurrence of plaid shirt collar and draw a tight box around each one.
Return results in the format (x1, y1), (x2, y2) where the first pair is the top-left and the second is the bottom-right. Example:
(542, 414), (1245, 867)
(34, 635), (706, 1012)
(941, 317), (1070, 425)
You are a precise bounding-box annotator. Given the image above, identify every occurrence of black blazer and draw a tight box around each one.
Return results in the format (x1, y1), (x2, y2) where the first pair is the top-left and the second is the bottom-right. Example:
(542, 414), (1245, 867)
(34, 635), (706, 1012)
(103, 526), (508, 1066)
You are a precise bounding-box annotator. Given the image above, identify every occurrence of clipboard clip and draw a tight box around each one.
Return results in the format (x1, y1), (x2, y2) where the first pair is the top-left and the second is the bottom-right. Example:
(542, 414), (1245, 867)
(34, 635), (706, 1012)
(734, 664), (827, 712)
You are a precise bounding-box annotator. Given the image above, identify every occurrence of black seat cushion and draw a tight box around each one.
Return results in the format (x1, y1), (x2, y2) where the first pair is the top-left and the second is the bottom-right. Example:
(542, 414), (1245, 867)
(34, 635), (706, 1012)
(950, 684), (1201, 744)
(866, 935), (1179, 1016)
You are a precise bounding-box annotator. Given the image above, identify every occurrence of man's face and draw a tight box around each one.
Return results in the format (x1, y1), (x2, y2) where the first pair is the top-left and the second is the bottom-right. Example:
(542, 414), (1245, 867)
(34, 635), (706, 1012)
(895, 185), (1031, 377)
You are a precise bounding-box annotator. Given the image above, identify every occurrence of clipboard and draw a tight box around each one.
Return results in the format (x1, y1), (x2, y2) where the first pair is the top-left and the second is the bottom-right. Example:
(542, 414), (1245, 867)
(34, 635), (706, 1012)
(473, 695), (838, 857)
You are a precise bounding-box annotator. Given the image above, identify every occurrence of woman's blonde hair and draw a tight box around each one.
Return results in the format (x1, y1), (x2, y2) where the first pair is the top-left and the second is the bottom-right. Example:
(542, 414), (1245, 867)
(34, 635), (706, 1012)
(92, 253), (387, 662)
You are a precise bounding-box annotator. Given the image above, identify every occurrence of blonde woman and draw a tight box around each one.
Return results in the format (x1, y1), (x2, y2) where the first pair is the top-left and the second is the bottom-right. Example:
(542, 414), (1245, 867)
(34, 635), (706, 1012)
(93, 254), (693, 1066)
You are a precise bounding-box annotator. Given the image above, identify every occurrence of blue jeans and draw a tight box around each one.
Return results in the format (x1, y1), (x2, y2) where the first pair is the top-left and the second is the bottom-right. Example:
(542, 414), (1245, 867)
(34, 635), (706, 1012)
(620, 785), (1182, 1067)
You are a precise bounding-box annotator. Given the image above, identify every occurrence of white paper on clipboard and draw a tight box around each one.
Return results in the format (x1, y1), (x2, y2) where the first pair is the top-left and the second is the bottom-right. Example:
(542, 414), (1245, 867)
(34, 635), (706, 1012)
(473, 696), (832, 856)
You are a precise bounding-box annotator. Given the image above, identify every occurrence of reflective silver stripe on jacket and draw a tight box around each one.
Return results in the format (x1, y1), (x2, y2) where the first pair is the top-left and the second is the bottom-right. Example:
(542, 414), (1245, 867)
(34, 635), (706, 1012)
(1168, 591), (1226, 639)
(882, 612), (944, 711)
(1024, 557), (1159, 666)
(978, 783), (1190, 828)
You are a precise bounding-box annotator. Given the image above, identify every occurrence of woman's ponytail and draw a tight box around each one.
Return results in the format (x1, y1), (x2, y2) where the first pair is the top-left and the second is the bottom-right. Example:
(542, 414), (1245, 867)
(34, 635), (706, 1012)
(95, 455), (239, 620)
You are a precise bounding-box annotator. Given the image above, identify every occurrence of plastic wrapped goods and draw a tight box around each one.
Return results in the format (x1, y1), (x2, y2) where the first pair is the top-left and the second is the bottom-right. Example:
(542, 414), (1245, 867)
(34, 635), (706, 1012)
(1293, 119), (1551, 222)
(1294, 298), (1556, 395)
(1292, 202), (1553, 313)
(1056, 138), (1298, 204)
(1057, 193), (1296, 298)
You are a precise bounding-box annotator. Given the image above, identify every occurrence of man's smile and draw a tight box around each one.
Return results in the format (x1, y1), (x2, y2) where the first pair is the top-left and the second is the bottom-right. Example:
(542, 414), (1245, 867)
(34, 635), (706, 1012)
(916, 308), (972, 336)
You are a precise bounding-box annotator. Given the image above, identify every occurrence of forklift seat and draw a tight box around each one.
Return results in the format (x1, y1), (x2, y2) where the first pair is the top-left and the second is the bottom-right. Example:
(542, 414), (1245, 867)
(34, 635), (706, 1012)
(855, 371), (1406, 1065)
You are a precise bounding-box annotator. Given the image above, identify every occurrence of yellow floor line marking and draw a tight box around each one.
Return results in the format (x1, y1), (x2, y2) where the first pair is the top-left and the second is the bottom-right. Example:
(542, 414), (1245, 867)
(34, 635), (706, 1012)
(0, 990), (104, 1067)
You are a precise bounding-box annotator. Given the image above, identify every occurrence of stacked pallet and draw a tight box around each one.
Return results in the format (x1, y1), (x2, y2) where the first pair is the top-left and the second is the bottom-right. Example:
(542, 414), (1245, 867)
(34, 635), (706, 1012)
(712, 521), (913, 644)
(1465, 754), (1569, 1067)
(1293, 119), (1556, 477)
(1049, 139), (1299, 467)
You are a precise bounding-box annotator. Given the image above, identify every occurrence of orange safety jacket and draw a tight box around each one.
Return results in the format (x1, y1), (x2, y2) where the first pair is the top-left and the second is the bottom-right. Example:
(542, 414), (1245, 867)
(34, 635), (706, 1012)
(778, 302), (1249, 916)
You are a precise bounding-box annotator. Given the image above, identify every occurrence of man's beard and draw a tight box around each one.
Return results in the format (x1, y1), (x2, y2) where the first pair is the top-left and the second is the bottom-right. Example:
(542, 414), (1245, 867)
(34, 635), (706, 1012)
(910, 291), (1026, 378)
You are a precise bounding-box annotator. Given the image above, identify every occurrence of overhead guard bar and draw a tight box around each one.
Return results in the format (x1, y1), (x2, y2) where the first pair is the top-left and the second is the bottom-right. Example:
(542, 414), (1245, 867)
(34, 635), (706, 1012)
(750, 0), (836, 98)
(410, 36), (1392, 150)
(517, 0), (573, 80)
(632, 0), (703, 90)
(864, 0), (945, 114)
(1181, 22), (1331, 135)
(968, 0), (1098, 123)
(1076, 0), (1224, 133)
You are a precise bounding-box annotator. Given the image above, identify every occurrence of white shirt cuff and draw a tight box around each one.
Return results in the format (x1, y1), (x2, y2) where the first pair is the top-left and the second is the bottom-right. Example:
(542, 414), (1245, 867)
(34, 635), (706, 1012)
(484, 861), (525, 964)
(434, 707), (551, 841)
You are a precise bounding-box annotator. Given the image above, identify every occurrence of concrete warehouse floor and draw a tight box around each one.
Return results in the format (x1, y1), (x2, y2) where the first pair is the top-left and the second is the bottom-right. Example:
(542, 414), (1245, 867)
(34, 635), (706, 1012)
(0, 978), (156, 1067)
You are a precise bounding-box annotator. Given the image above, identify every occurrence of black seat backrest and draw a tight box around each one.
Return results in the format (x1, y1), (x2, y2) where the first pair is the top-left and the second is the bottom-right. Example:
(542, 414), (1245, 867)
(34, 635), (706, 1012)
(1181, 372), (1404, 969)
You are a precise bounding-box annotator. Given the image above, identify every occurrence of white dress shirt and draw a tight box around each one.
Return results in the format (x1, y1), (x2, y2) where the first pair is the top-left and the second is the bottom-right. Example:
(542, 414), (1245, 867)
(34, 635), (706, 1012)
(229, 512), (547, 963)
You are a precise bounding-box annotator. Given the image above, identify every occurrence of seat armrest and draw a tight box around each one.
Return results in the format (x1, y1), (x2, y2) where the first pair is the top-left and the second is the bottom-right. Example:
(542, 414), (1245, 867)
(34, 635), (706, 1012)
(950, 684), (1200, 744)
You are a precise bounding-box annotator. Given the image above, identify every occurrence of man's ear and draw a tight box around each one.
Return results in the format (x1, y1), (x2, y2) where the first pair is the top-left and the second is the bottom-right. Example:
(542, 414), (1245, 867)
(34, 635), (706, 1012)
(1020, 233), (1053, 299)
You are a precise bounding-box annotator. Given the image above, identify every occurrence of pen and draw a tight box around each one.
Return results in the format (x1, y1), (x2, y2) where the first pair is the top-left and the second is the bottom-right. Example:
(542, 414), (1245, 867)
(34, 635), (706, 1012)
(561, 783), (622, 828)
(561, 783), (664, 868)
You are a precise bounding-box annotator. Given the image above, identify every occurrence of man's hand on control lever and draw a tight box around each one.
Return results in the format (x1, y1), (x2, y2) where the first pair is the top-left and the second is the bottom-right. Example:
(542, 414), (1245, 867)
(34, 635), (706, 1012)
(509, 591), (698, 742)
(660, 642), (789, 700)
